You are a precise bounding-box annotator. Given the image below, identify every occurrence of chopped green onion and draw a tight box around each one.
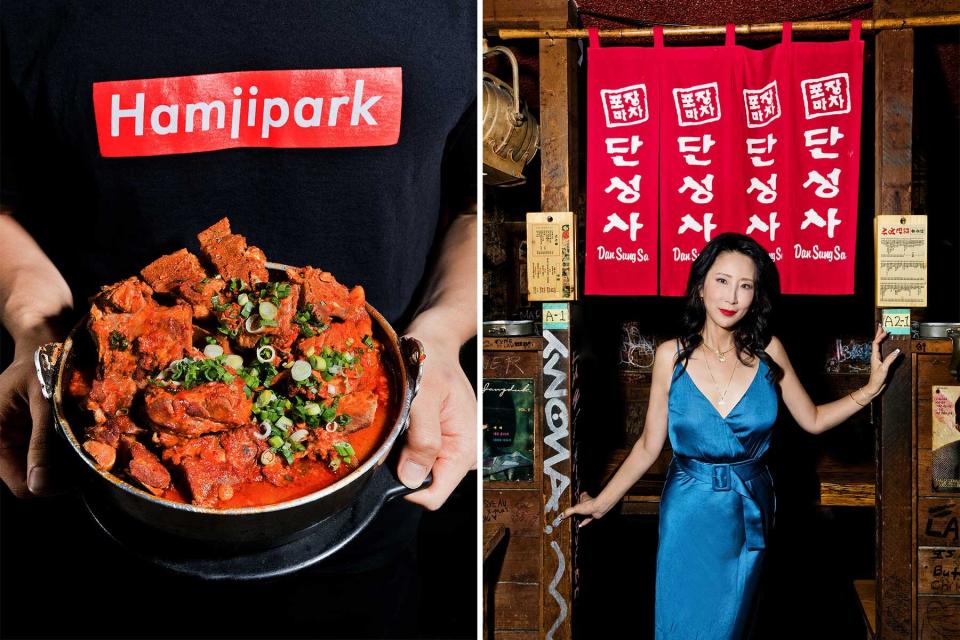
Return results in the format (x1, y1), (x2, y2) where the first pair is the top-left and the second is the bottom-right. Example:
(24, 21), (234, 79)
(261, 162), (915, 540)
(268, 435), (284, 449)
(304, 402), (322, 416)
(259, 301), (278, 321)
(308, 355), (326, 371)
(333, 442), (356, 458)
(244, 314), (267, 334)
(290, 429), (310, 443)
(291, 360), (312, 382)
(237, 293), (250, 306)
(260, 450), (276, 465)
(256, 390), (275, 407)
(276, 416), (293, 430)
(205, 336), (218, 345)
(224, 354), (244, 370)
(256, 346), (276, 363)
(108, 331), (129, 351)
(362, 335), (374, 349)
(203, 344), (224, 359)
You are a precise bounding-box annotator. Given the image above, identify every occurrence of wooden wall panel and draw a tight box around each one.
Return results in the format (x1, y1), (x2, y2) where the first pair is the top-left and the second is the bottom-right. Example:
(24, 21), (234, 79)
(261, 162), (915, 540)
(919, 498), (960, 547)
(916, 344), (960, 638)
(499, 534), (542, 583)
(495, 632), (540, 640)
(918, 547), (960, 595)
(918, 595), (960, 640)
(484, 490), (543, 535)
(495, 583), (542, 629)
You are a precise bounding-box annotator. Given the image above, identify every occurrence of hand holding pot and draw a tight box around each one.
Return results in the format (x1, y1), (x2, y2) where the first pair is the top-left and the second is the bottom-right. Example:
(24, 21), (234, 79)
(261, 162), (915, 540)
(0, 324), (64, 497)
(399, 321), (477, 511)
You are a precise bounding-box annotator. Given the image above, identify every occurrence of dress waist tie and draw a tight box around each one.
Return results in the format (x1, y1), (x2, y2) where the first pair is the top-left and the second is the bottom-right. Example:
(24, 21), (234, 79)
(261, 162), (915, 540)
(673, 455), (769, 551)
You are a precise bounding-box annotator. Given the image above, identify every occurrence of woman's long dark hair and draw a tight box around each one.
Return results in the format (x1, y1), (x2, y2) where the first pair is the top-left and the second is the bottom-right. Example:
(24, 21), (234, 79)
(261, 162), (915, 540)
(674, 233), (784, 382)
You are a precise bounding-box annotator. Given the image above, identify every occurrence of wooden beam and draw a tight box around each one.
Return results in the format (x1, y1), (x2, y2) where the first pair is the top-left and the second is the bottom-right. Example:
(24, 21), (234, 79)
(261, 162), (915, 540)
(500, 14), (960, 40)
(483, 0), (570, 33)
(874, 3), (916, 637)
(538, 36), (579, 213)
(536, 5), (578, 638)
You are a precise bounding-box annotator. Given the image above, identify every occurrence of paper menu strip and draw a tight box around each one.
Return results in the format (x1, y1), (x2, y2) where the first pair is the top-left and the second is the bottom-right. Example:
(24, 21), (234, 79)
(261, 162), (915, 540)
(875, 214), (927, 307)
(526, 212), (577, 301)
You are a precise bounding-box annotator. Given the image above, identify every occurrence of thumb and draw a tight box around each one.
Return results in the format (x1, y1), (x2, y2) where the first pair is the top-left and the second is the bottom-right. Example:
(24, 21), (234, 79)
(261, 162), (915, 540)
(398, 391), (442, 490)
(26, 381), (63, 496)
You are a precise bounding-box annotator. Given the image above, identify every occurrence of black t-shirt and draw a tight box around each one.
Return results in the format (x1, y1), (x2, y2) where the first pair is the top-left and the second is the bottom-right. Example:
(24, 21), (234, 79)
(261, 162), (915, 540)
(2, 0), (476, 327)
(0, 3), (475, 633)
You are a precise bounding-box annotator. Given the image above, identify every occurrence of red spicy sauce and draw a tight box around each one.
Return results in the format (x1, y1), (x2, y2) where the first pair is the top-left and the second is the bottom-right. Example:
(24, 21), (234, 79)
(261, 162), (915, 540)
(156, 385), (393, 508)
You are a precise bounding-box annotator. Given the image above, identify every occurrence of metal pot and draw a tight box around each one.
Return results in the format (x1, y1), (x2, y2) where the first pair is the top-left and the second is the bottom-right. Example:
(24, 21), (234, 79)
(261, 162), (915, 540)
(34, 264), (424, 549)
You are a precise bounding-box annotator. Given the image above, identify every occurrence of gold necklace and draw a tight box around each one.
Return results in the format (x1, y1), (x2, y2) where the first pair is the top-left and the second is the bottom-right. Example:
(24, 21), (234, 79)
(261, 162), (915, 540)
(702, 345), (739, 406)
(702, 337), (735, 363)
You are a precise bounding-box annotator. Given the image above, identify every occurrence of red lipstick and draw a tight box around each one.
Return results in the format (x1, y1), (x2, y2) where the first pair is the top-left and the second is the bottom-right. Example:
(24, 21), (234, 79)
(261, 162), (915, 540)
(719, 309), (737, 317)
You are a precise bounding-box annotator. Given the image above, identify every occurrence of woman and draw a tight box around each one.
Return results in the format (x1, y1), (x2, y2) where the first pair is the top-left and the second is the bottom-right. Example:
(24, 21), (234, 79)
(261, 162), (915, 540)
(561, 233), (900, 639)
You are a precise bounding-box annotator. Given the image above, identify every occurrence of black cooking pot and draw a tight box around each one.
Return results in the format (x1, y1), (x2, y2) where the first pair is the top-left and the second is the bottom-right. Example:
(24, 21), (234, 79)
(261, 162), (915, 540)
(34, 264), (425, 549)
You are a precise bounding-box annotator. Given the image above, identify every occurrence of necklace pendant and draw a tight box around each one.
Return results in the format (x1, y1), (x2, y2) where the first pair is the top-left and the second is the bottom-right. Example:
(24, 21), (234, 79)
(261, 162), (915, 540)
(717, 353), (726, 363)
(717, 397), (726, 405)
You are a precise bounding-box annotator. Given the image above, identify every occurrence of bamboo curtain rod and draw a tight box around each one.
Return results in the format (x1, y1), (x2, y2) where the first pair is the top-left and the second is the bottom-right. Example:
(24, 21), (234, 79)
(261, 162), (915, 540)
(498, 14), (960, 40)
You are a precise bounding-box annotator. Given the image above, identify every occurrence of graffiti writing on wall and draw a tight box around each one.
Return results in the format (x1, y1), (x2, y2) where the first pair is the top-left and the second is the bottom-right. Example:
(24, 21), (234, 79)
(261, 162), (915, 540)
(542, 329), (570, 640)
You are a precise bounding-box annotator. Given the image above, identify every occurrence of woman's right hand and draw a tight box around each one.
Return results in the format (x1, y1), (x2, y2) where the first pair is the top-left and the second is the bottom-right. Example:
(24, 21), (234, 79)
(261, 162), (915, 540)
(560, 491), (612, 528)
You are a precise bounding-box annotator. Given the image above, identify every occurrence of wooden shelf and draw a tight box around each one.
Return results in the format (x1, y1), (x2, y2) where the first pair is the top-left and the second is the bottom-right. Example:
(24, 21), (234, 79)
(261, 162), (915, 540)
(817, 456), (875, 507)
(854, 579), (876, 639)
(604, 447), (667, 514)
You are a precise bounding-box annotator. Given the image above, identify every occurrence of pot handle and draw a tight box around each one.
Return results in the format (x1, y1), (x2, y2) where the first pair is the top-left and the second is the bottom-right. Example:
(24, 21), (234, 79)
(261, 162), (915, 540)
(34, 342), (64, 401)
(399, 336), (426, 401)
(948, 328), (960, 381)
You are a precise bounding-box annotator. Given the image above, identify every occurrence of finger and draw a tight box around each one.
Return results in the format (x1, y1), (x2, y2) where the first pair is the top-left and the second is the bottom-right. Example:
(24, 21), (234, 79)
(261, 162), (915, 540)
(560, 502), (591, 519)
(579, 517), (594, 528)
(404, 451), (470, 511)
(579, 491), (593, 502)
(872, 332), (886, 365)
(0, 371), (32, 498)
(0, 417), (30, 498)
(397, 392), (442, 490)
(26, 381), (62, 496)
(882, 349), (902, 369)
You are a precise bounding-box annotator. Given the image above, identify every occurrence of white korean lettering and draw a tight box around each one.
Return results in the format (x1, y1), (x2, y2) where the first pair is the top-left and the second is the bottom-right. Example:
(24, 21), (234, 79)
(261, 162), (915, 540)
(747, 174), (778, 204)
(802, 168), (841, 198)
(801, 207), (841, 238)
(678, 134), (716, 166)
(803, 126), (844, 159)
(746, 134), (778, 167)
(678, 213), (716, 242)
(746, 212), (780, 242)
(605, 175), (642, 203)
(603, 212), (644, 241)
(605, 136), (644, 167)
(678, 174), (714, 204)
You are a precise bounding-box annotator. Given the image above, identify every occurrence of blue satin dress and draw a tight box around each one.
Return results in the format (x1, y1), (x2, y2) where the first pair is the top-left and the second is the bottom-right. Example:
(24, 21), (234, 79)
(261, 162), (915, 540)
(655, 357), (778, 639)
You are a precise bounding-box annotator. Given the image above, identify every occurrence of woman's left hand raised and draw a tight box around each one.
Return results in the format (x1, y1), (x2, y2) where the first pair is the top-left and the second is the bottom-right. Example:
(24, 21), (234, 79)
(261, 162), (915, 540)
(864, 324), (902, 396)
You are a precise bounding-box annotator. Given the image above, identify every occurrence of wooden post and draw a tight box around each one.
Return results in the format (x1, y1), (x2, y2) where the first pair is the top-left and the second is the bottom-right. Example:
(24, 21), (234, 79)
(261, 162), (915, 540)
(874, 1), (915, 637)
(538, 3), (578, 638)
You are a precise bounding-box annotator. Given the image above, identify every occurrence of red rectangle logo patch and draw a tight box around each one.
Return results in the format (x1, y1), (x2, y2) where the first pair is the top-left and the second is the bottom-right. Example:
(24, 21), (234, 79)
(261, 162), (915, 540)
(93, 68), (402, 157)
